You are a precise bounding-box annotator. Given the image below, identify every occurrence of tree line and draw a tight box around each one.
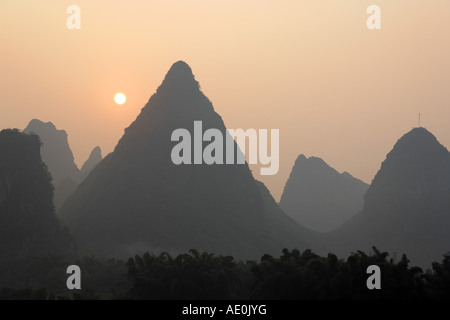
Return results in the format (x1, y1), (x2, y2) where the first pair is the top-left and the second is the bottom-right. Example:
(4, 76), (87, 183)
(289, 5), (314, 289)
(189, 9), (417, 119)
(0, 247), (449, 300)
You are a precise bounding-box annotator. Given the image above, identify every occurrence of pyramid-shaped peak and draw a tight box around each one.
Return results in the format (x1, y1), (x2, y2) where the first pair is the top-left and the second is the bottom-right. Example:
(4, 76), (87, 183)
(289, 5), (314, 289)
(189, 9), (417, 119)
(400, 127), (438, 142)
(165, 61), (195, 80)
(84, 146), (102, 165)
(169, 60), (193, 74)
(295, 154), (307, 162)
(364, 127), (450, 211)
(60, 60), (312, 259)
(80, 146), (102, 179)
(90, 146), (102, 157)
(158, 61), (199, 91)
(389, 127), (448, 159)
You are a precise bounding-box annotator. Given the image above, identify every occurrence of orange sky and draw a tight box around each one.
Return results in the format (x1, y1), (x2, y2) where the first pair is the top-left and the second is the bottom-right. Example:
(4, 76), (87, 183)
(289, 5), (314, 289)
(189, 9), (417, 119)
(1, 0), (450, 200)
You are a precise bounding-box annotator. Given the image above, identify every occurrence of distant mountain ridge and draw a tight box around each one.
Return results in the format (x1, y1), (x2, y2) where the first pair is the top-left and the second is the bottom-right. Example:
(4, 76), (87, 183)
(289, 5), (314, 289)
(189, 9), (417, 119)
(80, 146), (102, 180)
(23, 120), (102, 210)
(280, 155), (368, 232)
(60, 61), (315, 259)
(23, 119), (79, 187)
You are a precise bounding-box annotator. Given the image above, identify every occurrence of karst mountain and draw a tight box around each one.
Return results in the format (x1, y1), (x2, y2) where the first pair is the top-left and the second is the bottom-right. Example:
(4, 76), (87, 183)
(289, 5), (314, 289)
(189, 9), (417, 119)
(60, 61), (315, 259)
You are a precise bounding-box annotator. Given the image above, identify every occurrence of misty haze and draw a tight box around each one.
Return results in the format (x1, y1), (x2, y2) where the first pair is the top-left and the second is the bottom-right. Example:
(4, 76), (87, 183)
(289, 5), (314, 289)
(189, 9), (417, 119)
(1, 1), (450, 303)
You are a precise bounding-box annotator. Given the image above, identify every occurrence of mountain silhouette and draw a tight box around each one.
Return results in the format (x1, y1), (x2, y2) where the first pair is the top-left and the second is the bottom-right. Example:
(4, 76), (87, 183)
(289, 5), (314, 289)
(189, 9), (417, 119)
(80, 146), (102, 180)
(328, 127), (450, 267)
(60, 61), (314, 259)
(23, 119), (81, 210)
(280, 155), (368, 232)
(59, 146), (103, 212)
(23, 120), (80, 186)
(0, 129), (74, 260)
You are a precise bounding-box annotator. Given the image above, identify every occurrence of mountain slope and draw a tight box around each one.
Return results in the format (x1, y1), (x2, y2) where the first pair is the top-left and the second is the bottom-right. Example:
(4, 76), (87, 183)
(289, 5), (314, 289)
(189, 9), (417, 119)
(23, 119), (81, 210)
(0, 129), (74, 260)
(60, 61), (314, 259)
(80, 146), (102, 180)
(23, 119), (80, 186)
(280, 155), (368, 232)
(328, 127), (450, 267)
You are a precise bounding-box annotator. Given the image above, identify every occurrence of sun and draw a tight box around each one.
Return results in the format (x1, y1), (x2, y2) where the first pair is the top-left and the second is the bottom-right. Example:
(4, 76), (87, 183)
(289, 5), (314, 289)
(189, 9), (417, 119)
(114, 93), (126, 105)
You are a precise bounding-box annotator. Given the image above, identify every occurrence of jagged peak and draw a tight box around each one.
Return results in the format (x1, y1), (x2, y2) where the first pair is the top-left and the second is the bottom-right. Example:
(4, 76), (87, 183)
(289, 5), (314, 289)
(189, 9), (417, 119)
(89, 146), (102, 158)
(24, 119), (68, 138)
(81, 146), (102, 175)
(294, 154), (332, 171)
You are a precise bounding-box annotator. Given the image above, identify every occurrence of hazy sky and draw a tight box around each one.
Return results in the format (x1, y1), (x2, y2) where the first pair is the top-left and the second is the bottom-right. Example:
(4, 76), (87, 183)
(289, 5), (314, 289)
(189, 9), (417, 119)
(1, 1), (450, 200)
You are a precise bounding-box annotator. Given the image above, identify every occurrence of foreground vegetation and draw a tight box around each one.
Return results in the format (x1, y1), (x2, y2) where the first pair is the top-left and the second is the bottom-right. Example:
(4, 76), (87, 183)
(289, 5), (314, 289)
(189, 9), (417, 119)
(0, 247), (449, 300)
